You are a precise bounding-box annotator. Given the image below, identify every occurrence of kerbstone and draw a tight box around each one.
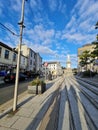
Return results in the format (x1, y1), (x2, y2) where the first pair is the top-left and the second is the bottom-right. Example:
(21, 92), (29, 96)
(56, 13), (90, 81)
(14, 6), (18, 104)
(11, 117), (33, 130)
(0, 115), (19, 127)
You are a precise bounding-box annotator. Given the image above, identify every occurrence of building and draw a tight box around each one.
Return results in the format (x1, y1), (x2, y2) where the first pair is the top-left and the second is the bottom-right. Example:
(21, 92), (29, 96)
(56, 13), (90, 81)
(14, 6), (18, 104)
(0, 42), (27, 73)
(42, 61), (63, 78)
(66, 55), (71, 69)
(35, 53), (42, 73)
(78, 43), (97, 72)
(41, 63), (50, 79)
(20, 44), (42, 73)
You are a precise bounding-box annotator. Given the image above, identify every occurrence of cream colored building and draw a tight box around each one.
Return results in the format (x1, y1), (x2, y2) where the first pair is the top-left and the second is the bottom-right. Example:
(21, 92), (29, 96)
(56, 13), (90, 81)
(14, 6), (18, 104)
(19, 44), (36, 71)
(0, 42), (27, 73)
(47, 61), (63, 77)
(42, 61), (63, 79)
(78, 43), (97, 72)
(20, 44), (42, 72)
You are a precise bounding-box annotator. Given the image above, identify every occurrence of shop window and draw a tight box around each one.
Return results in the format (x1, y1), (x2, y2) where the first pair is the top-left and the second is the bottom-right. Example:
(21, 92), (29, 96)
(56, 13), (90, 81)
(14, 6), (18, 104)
(4, 50), (9, 59)
(0, 47), (2, 57)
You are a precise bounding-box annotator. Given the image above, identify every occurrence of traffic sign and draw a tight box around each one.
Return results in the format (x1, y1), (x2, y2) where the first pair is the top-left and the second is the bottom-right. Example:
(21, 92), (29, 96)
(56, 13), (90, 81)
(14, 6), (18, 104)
(44, 62), (48, 67)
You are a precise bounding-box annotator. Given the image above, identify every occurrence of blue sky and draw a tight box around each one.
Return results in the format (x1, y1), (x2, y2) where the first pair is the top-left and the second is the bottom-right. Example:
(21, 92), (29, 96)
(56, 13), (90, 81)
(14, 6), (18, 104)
(0, 0), (98, 68)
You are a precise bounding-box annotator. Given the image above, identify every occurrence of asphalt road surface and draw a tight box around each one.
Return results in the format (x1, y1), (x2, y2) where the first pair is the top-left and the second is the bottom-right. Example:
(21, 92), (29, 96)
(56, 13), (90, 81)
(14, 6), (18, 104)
(0, 79), (32, 105)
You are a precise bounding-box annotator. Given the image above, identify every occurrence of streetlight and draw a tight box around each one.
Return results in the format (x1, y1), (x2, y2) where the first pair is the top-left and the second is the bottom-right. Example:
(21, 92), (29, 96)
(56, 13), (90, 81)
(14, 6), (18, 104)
(13, 0), (26, 111)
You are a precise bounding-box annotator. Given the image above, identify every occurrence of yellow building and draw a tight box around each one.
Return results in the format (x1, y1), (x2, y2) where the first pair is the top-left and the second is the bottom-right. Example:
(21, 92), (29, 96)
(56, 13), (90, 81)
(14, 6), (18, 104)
(78, 43), (97, 72)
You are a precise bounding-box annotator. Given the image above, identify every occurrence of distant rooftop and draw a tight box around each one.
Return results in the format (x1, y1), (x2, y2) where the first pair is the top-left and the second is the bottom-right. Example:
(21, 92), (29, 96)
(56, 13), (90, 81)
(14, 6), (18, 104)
(82, 43), (92, 47)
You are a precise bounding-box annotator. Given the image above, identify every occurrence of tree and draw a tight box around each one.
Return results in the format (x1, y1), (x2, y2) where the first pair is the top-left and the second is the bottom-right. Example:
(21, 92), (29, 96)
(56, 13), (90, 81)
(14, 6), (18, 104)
(95, 21), (98, 29)
(91, 41), (98, 59)
(79, 50), (91, 71)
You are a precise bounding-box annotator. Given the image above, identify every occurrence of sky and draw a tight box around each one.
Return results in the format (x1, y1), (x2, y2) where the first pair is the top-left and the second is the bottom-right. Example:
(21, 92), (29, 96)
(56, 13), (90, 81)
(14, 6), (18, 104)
(0, 0), (98, 68)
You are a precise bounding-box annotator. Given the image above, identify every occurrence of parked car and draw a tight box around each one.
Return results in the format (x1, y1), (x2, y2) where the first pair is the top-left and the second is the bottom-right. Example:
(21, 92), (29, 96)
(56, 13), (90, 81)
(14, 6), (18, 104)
(23, 71), (32, 78)
(0, 70), (7, 76)
(4, 73), (28, 83)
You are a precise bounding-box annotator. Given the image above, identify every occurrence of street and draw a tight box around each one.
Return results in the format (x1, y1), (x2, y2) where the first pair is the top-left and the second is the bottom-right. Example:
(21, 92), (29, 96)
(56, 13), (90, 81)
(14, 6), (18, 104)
(0, 74), (98, 130)
(0, 78), (33, 105)
(0, 77), (55, 115)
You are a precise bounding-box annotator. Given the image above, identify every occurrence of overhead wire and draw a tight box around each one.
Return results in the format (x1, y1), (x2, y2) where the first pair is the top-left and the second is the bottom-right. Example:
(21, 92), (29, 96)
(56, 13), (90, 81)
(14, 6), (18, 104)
(0, 22), (19, 37)
(0, 0), (35, 39)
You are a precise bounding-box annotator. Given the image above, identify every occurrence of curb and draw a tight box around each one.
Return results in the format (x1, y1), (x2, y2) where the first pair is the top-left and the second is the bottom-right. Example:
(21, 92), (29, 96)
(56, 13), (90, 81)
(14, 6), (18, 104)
(0, 95), (33, 119)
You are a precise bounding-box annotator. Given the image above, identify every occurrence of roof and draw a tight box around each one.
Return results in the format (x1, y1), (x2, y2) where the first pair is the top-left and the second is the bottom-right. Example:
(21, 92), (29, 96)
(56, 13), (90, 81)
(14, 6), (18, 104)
(0, 41), (13, 51)
(82, 43), (93, 47)
(47, 61), (60, 64)
(0, 41), (27, 58)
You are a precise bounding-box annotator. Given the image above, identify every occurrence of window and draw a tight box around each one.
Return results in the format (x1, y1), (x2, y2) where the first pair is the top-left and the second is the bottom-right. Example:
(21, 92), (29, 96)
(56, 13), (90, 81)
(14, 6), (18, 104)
(31, 51), (32, 57)
(4, 50), (9, 59)
(13, 53), (16, 61)
(23, 57), (25, 64)
(79, 50), (83, 55)
(30, 60), (32, 65)
(0, 47), (2, 57)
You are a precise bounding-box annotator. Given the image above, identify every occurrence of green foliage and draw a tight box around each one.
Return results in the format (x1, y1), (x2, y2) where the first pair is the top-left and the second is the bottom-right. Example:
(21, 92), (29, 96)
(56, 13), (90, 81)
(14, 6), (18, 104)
(91, 41), (98, 58)
(79, 50), (90, 68)
(29, 77), (45, 86)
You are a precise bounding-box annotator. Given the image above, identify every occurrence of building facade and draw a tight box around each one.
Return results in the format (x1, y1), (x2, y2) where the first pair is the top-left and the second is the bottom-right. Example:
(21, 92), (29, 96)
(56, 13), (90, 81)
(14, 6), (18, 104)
(20, 44), (42, 73)
(42, 61), (63, 78)
(0, 42), (27, 73)
(78, 43), (97, 72)
(35, 53), (42, 73)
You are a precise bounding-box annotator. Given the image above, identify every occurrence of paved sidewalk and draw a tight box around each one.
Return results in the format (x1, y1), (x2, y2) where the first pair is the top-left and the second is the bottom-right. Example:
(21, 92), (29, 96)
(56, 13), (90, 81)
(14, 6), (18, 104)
(0, 77), (63, 130)
(0, 75), (98, 130)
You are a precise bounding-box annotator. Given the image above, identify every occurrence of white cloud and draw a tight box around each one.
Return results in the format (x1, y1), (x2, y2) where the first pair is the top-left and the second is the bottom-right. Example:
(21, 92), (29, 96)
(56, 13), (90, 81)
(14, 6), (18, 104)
(65, 16), (76, 29)
(48, 0), (66, 14)
(9, 0), (21, 12)
(30, 44), (56, 55)
(25, 24), (55, 44)
(63, 0), (98, 45)
(30, 0), (43, 11)
(48, 0), (57, 11)
(58, 0), (66, 14)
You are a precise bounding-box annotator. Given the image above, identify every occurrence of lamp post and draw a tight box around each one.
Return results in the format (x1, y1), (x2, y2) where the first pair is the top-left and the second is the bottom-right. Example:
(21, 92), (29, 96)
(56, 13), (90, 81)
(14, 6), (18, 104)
(13, 0), (26, 111)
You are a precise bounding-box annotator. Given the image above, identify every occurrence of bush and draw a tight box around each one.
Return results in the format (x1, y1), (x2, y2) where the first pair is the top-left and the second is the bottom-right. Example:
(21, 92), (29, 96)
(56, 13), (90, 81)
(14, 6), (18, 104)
(28, 77), (46, 94)
(29, 77), (41, 86)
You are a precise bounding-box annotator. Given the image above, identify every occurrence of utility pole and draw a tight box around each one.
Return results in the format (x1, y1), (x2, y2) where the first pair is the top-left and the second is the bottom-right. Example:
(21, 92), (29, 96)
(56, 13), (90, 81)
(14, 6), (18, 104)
(13, 0), (26, 111)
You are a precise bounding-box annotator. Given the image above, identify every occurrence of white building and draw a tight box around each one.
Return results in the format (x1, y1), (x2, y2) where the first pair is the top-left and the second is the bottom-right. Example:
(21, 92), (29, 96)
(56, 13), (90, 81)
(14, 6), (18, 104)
(41, 63), (50, 78)
(0, 42), (27, 73)
(35, 53), (42, 73)
(66, 55), (71, 69)
(20, 54), (28, 72)
(45, 61), (63, 77)
(20, 44), (42, 73)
